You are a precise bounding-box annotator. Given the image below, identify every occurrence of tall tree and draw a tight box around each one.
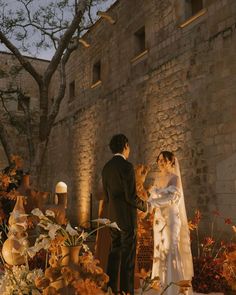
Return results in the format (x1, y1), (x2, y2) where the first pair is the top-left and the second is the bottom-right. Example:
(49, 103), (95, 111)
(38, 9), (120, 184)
(0, 0), (111, 182)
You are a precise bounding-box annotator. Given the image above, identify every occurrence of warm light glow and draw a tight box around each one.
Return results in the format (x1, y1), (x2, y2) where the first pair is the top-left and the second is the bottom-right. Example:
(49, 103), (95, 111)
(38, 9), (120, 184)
(73, 115), (96, 227)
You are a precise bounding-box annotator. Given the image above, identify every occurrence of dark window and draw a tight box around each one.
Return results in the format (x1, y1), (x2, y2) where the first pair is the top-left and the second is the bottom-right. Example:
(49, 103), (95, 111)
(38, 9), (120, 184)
(186, 0), (203, 18)
(191, 0), (203, 15)
(92, 61), (101, 84)
(134, 26), (146, 56)
(17, 94), (30, 111)
(69, 80), (75, 100)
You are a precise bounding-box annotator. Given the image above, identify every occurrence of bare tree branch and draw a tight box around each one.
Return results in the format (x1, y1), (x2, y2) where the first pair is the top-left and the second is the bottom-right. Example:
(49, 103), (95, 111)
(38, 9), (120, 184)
(44, 0), (88, 84)
(0, 31), (42, 85)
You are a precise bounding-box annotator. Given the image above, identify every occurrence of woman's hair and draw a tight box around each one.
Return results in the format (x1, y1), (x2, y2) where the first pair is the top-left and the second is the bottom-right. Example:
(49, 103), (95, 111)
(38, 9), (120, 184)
(157, 151), (175, 167)
(109, 134), (129, 154)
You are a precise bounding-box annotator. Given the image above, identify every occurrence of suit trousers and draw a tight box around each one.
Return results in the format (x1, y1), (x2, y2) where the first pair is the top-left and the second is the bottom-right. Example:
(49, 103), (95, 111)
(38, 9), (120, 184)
(107, 227), (137, 295)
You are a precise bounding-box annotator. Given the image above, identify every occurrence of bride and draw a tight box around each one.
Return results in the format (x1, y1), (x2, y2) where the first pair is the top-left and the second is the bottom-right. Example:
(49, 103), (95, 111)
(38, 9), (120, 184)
(148, 151), (193, 294)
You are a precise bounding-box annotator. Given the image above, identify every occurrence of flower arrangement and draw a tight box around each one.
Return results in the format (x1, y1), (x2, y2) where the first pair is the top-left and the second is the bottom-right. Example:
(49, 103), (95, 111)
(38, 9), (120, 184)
(0, 264), (43, 295)
(135, 268), (192, 295)
(29, 209), (120, 250)
(189, 209), (236, 293)
(35, 251), (110, 295)
(0, 206), (120, 294)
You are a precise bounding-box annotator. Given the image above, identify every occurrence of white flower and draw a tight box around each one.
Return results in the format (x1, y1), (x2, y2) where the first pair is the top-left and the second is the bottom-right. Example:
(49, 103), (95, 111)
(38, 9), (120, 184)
(38, 222), (48, 230)
(109, 222), (121, 231)
(66, 223), (78, 236)
(82, 243), (90, 252)
(27, 247), (37, 258)
(45, 210), (55, 218)
(37, 234), (48, 241)
(41, 237), (51, 249)
(31, 208), (45, 219)
(48, 224), (61, 240)
(0, 265), (43, 294)
(28, 237), (51, 257)
(92, 218), (111, 224)
(79, 230), (89, 241)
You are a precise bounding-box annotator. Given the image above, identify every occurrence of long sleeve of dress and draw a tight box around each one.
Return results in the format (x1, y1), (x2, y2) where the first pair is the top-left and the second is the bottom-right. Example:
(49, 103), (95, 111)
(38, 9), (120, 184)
(148, 185), (181, 207)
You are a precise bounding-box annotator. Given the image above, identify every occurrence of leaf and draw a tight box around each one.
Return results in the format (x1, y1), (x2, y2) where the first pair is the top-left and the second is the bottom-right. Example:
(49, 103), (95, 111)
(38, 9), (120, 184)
(174, 280), (192, 288)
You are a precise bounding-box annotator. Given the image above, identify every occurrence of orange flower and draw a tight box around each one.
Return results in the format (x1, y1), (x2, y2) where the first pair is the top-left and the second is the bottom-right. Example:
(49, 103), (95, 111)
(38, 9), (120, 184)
(150, 278), (161, 291)
(227, 250), (236, 262)
(45, 267), (61, 282)
(35, 277), (50, 289)
(174, 280), (192, 294)
(6, 189), (18, 200)
(188, 220), (197, 231)
(188, 209), (201, 231)
(61, 266), (74, 284)
(48, 255), (59, 268)
(178, 286), (190, 294)
(204, 237), (214, 247)
(225, 218), (232, 225)
(175, 280), (192, 288)
(10, 155), (24, 169)
(73, 278), (105, 295)
(0, 174), (11, 189)
(42, 286), (58, 295)
(80, 252), (103, 275)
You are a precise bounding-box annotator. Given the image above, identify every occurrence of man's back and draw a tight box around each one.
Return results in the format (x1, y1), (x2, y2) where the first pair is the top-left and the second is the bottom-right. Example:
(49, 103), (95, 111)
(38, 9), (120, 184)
(102, 155), (137, 231)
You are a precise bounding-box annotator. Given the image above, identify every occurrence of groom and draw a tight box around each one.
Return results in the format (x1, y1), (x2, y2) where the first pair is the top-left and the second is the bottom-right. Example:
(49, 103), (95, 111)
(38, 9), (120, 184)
(102, 134), (147, 295)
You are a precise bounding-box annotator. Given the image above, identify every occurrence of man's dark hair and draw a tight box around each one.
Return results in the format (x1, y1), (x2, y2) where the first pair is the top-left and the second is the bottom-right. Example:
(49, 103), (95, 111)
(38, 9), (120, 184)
(109, 134), (129, 154)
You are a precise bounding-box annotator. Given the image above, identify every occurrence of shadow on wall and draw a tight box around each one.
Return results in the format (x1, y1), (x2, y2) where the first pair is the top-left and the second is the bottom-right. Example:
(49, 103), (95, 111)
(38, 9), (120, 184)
(216, 152), (236, 226)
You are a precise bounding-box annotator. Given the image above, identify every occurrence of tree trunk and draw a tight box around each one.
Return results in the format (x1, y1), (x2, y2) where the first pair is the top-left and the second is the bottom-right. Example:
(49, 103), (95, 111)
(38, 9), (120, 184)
(39, 84), (49, 142)
(0, 120), (12, 164)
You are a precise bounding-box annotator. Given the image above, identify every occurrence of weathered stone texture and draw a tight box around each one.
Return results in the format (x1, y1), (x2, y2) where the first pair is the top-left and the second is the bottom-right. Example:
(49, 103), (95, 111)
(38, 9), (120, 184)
(42, 0), (236, 228)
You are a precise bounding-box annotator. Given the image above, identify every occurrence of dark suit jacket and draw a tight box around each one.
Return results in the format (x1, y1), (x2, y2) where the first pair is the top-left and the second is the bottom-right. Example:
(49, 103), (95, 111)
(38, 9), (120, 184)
(102, 155), (147, 231)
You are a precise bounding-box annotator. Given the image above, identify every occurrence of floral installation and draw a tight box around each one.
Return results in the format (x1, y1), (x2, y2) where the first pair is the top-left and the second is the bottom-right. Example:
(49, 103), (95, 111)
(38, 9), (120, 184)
(189, 209), (236, 293)
(0, 205), (121, 294)
(36, 251), (110, 294)
(135, 268), (191, 295)
(29, 209), (121, 250)
(0, 264), (43, 295)
(222, 225), (236, 291)
(0, 155), (23, 200)
(30, 215), (119, 294)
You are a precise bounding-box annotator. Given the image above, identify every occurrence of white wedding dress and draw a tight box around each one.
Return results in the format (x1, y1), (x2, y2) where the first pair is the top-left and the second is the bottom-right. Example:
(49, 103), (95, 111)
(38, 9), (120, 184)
(148, 160), (193, 295)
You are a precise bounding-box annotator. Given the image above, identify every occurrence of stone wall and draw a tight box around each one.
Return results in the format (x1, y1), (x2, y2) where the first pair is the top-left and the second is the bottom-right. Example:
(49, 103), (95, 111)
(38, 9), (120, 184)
(0, 52), (58, 171)
(20, 0), (236, 230)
